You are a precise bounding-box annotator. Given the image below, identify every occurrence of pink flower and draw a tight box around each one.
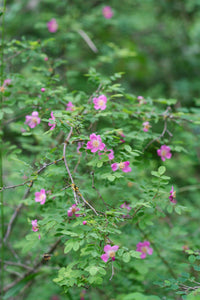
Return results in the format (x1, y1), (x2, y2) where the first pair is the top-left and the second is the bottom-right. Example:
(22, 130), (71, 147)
(25, 111), (40, 129)
(157, 145), (172, 161)
(137, 96), (147, 105)
(169, 185), (177, 204)
(137, 96), (144, 101)
(48, 111), (56, 130)
(41, 87), (45, 92)
(143, 121), (151, 132)
(101, 244), (119, 262)
(86, 133), (105, 153)
(107, 149), (114, 160)
(66, 101), (75, 111)
(32, 219), (39, 232)
(83, 220), (87, 225)
(44, 57), (48, 61)
(102, 6), (113, 19)
(47, 18), (58, 33)
(93, 95), (107, 110)
(3, 79), (12, 86)
(35, 189), (46, 205)
(67, 204), (80, 217)
(111, 161), (131, 172)
(136, 241), (153, 259)
(120, 202), (131, 211)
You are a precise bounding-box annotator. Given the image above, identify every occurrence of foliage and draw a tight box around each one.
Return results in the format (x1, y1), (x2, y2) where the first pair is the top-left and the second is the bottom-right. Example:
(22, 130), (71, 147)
(1, 1), (200, 300)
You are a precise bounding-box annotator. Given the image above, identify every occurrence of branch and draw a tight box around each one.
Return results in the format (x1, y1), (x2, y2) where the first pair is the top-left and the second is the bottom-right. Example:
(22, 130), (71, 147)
(2, 238), (61, 293)
(77, 29), (98, 53)
(91, 171), (111, 209)
(0, 259), (32, 270)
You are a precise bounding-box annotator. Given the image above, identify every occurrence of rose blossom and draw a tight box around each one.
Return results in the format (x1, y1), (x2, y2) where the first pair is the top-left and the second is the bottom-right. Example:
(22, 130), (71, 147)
(67, 204), (80, 217)
(111, 161), (131, 172)
(102, 6), (113, 19)
(47, 18), (58, 33)
(101, 245), (119, 262)
(93, 95), (107, 110)
(66, 101), (75, 111)
(82, 221), (87, 225)
(3, 79), (12, 86)
(25, 111), (40, 129)
(86, 133), (105, 153)
(143, 121), (151, 132)
(48, 111), (56, 130)
(169, 185), (177, 204)
(136, 241), (153, 259)
(32, 219), (39, 232)
(157, 145), (172, 161)
(41, 87), (45, 92)
(35, 189), (46, 205)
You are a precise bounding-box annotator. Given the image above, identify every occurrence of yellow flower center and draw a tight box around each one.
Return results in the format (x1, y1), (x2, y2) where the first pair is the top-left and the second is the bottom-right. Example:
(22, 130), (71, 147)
(118, 162), (125, 169)
(92, 140), (99, 148)
(161, 150), (166, 157)
(172, 191), (176, 198)
(141, 246), (147, 253)
(72, 206), (77, 213)
(32, 117), (38, 124)
(108, 250), (115, 258)
(98, 100), (104, 106)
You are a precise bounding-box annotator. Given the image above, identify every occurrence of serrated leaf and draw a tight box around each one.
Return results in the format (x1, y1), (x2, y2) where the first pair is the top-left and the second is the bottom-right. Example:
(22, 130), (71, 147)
(158, 166), (166, 175)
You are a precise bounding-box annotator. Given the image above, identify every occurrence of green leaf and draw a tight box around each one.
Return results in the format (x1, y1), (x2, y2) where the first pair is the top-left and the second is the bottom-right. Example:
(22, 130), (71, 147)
(188, 255), (196, 264)
(64, 240), (74, 254)
(158, 166), (166, 175)
(122, 252), (131, 263)
(129, 250), (141, 259)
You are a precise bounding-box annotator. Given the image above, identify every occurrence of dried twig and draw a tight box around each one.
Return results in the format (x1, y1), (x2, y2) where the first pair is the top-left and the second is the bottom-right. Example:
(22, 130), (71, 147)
(77, 29), (98, 53)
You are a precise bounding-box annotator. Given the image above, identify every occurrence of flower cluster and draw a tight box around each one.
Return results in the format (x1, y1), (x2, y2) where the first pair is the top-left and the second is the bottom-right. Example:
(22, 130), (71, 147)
(169, 186), (177, 203)
(93, 95), (107, 110)
(136, 241), (153, 259)
(25, 111), (40, 129)
(157, 145), (172, 161)
(67, 204), (80, 217)
(35, 189), (46, 205)
(111, 161), (131, 173)
(101, 245), (119, 262)
(86, 133), (105, 153)
(47, 18), (58, 33)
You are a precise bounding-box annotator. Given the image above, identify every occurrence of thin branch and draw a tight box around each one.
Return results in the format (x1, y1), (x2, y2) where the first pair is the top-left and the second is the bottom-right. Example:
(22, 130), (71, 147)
(2, 238), (61, 293)
(77, 29), (98, 53)
(79, 193), (98, 216)
(109, 262), (115, 281)
(0, 259), (32, 271)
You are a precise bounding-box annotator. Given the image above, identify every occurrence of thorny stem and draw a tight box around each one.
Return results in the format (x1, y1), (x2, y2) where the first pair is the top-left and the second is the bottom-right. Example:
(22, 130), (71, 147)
(63, 127), (78, 204)
(0, 0), (7, 296)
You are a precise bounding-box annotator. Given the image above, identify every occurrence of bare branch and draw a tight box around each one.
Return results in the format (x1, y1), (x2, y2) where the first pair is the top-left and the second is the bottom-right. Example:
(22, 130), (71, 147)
(77, 29), (98, 53)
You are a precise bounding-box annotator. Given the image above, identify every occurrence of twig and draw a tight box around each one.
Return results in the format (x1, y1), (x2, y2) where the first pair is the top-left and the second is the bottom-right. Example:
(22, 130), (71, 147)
(77, 29), (98, 53)
(2, 237), (61, 293)
(109, 262), (115, 281)
(0, 259), (32, 271)
(79, 193), (99, 216)
(63, 127), (78, 204)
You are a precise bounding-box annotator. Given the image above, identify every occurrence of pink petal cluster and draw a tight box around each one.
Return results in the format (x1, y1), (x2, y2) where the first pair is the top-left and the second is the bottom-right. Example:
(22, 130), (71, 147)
(101, 245), (119, 262)
(86, 133), (105, 153)
(3, 79), (12, 86)
(47, 18), (58, 33)
(111, 161), (131, 172)
(98, 148), (114, 160)
(67, 204), (80, 217)
(41, 87), (45, 92)
(157, 145), (172, 161)
(143, 121), (151, 132)
(66, 101), (75, 111)
(32, 219), (39, 232)
(93, 95), (107, 110)
(48, 111), (56, 130)
(35, 189), (46, 205)
(136, 241), (153, 259)
(25, 111), (40, 129)
(169, 185), (177, 203)
(102, 6), (114, 19)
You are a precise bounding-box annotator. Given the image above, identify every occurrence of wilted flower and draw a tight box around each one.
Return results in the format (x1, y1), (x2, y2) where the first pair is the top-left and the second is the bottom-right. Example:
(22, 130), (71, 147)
(25, 111), (40, 129)
(143, 121), (151, 132)
(86, 133), (105, 153)
(35, 189), (46, 205)
(47, 18), (58, 33)
(169, 185), (177, 203)
(136, 241), (153, 259)
(102, 6), (113, 19)
(66, 101), (75, 111)
(101, 245), (119, 262)
(68, 204), (80, 217)
(157, 145), (172, 161)
(111, 161), (131, 172)
(48, 111), (56, 130)
(32, 219), (39, 232)
(93, 95), (107, 110)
